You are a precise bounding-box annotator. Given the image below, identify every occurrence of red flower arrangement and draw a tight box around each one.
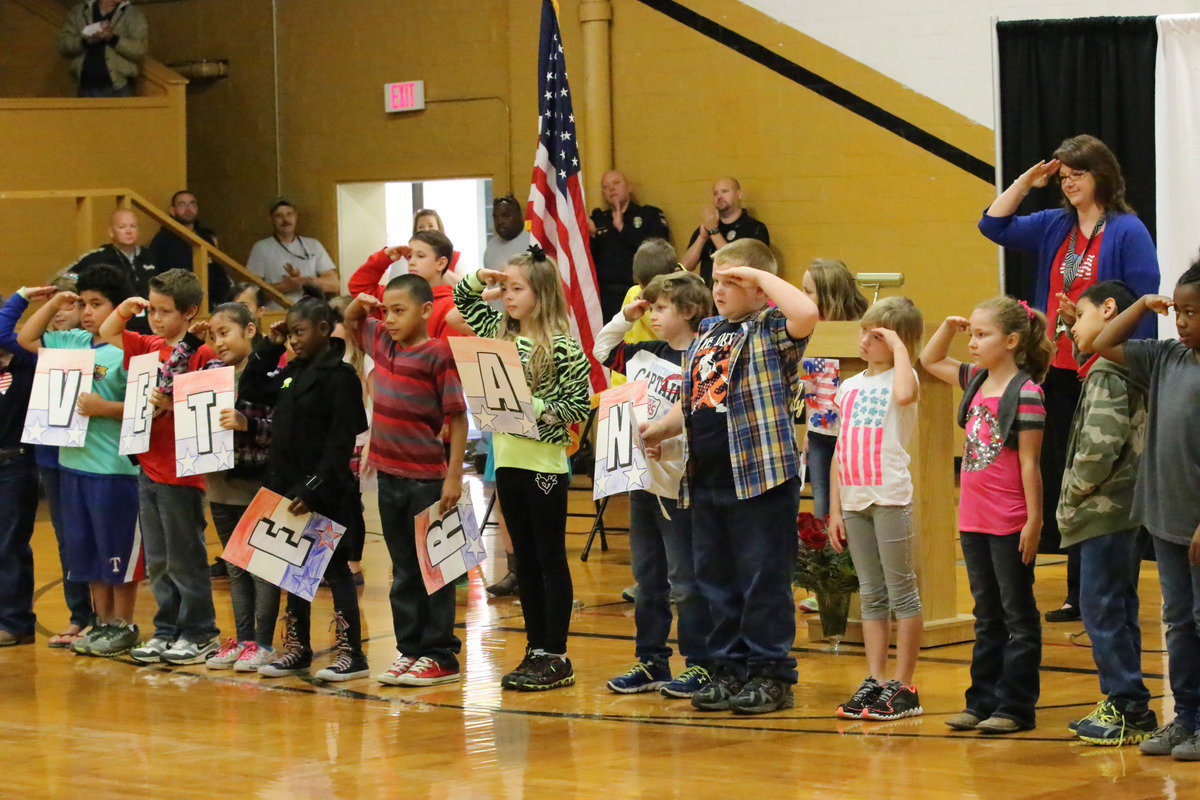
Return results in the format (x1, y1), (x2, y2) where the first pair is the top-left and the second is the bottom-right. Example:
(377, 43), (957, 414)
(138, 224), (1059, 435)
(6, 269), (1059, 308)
(794, 511), (858, 595)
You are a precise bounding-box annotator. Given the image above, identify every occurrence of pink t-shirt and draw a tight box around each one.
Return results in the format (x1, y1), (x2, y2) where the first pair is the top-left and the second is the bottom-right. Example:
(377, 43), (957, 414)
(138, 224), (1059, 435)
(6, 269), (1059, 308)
(957, 375), (1046, 534)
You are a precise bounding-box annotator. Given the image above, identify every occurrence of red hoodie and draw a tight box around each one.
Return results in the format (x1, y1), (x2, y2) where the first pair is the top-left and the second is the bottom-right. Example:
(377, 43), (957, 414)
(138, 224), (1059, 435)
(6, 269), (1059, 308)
(347, 248), (465, 340)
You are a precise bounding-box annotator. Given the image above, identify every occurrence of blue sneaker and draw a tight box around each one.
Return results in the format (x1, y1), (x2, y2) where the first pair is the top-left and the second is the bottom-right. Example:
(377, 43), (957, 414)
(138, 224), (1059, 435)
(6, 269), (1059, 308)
(660, 665), (712, 698)
(606, 660), (671, 694)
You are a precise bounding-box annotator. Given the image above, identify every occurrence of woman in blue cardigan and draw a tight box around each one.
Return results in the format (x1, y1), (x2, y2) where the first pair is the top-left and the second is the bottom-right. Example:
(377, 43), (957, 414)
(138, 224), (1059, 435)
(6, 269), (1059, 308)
(979, 134), (1159, 623)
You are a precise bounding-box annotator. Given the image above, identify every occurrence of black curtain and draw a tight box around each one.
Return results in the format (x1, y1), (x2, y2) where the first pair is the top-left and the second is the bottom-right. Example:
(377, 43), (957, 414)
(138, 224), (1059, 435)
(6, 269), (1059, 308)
(997, 17), (1158, 301)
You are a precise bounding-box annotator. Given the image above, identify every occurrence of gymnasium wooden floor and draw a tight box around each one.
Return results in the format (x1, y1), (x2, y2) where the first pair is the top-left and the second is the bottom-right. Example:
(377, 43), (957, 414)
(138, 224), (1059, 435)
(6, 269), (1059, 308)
(3, 476), (1197, 800)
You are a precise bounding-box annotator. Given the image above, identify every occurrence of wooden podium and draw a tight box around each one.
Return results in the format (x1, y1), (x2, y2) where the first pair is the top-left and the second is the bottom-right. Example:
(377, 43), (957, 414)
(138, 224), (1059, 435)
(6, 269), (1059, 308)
(802, 322), (974, 648)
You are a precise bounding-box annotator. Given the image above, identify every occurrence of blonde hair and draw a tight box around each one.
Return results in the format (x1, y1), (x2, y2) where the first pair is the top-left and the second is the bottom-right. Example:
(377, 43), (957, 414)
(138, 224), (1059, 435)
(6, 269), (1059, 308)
(975, 296), (1053, 383)
(500, 252), (572, 393)
(413, 208), (445, 233)
(712, 238), (776, 275)
(807, 259), (867, 321)
(861, 296), (923, 358)
(641, 271), (712, 330)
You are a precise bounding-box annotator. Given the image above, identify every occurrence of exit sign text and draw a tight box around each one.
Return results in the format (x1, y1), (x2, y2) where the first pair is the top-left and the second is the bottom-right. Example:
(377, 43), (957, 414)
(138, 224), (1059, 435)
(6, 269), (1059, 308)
(384, 81), (425, 113)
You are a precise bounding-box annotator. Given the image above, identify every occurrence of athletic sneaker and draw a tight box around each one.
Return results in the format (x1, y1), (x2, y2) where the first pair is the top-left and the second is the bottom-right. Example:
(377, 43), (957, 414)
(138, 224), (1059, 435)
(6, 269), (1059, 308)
(729, 675), (794, 715)
(1069, 700), (1109, 734)
(607, 660), (671, 694)
(258, 647), (313, 678)
(394, 656), (461, 686)
(621, 585), (638, 603)
(660, 665), (712, 698)
(205, 639), (250, 670)
(1173, 733), (1200, 761)
(70, 625), (109, 657)
(863, 681), (923, 721)
(129, 636), (174, 664)
(377, 654), (418, 686)
(233, 643), (275, 673)
(161, 637), (222, 666)
(836, 676), (883, 718)
(1075, 701), (1156, 746)
(1139, 720), (1194, 756)
(500, 650), (539, 689)
(691, 669), (746, 712)
(89, 621), (139, 657)
(314, 650), (370, 682)
(504, 653), (574, 691)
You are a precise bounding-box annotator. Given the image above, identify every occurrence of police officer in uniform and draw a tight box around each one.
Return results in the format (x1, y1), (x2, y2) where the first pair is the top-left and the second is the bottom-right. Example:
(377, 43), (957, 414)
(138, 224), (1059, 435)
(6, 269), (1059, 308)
(588, 170), (669, 320)
(681, 177), (770, 284)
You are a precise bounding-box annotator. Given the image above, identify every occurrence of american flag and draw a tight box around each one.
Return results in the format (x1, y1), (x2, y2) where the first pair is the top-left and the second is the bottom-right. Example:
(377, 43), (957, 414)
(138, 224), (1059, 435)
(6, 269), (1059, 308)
(527, 0), (606, 390)
(836, 387), (887, 486)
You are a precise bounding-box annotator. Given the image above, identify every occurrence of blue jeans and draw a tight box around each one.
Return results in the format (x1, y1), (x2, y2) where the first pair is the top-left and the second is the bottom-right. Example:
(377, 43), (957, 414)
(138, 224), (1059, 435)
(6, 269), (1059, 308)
(628, 490), (712, 666)
(691, 478), (800, 682)
(960, 531), (1041, 727)
(806, 431), (836, 519)
(1078, 529), (1149, 707)
(138, 474), (218, 642)
(1152, 536), (1200, 731)
(39, 465), (93, 627)
(377, 473), (460, 665)
(0, 453), (38, 637)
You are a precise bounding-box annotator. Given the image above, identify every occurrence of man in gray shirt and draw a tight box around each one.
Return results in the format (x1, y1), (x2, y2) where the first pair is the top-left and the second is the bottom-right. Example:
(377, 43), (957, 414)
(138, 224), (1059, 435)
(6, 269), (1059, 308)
(246, 199), (339, 307)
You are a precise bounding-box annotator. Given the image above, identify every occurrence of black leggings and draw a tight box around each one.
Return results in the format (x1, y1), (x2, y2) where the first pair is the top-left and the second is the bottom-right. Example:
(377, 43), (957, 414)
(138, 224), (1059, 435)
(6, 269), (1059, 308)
(285, 545), (362, 652)
(495, 467), (572, 654)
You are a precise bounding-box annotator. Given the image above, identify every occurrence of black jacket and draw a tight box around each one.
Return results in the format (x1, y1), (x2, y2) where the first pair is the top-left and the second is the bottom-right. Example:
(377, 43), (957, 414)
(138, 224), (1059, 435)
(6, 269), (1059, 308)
(589, 201), (669, 287)
(260, 337), (366, 526)
(149, 221), (232, 305)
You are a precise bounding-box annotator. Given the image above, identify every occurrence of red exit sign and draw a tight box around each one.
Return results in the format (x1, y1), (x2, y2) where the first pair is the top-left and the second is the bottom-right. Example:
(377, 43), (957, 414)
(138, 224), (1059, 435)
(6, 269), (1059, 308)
(384, 80), (425, 113)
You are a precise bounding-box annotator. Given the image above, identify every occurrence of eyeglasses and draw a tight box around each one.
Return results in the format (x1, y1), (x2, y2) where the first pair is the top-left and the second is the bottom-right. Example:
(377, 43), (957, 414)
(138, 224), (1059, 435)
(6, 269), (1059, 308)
(1058, 170), (1091, 184)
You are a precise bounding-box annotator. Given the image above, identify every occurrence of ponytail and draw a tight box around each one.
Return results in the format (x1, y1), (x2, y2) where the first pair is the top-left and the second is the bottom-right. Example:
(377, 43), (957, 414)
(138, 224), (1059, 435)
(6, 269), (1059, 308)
(975, 296), (1053, 383)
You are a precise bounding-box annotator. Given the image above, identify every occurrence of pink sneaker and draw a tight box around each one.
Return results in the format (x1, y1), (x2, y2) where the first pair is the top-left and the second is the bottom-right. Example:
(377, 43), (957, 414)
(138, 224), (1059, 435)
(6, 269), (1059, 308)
(396, 656), (460, 686)
(205, 638), (248, 670)
(376, 654), (417, 686)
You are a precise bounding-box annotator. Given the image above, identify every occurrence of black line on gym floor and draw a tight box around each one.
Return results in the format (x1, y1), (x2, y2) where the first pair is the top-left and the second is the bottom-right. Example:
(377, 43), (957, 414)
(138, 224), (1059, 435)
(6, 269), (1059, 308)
(632, 0), (995, 184)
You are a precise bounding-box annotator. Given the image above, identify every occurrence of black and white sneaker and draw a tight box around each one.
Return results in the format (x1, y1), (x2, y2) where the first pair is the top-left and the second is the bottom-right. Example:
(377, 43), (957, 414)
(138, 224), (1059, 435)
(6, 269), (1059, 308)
(258, 647), (313, 678)
(862, 681), (923, 721)
(314, 650), (370, 682)
(836, 676), (883, 718)
(729, 675), (794, 715)
(691, 668), (745, 711)
(160, 636), (221, 666)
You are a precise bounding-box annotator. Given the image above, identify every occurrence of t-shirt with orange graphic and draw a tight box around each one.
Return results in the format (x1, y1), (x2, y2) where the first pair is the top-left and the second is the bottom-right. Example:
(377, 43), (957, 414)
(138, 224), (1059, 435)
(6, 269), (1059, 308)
(687, 318), (742, 488)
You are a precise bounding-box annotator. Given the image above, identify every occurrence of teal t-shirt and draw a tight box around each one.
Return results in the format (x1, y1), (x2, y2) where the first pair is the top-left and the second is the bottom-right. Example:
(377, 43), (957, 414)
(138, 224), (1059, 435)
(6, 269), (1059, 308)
(42, 329), (140, 477)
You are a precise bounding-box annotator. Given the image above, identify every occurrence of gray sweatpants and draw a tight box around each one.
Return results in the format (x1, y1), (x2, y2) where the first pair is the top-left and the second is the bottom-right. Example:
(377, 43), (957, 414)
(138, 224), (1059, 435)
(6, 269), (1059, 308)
(843, 504), (922, 621)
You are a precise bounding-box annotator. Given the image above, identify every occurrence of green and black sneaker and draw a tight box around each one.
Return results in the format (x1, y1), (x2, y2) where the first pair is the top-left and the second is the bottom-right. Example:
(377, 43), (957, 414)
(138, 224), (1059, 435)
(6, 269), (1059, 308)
(505, 653), (574, 691)
(1075, 700), (1157, 746)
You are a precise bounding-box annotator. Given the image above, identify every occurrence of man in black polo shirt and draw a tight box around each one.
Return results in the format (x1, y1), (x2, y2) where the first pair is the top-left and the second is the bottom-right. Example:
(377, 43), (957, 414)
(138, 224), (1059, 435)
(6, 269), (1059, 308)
(65, 208), (155, 332)
(149, 190), (231, 305)
(588, 170), (669, 319)
(681, 177), (770, 283)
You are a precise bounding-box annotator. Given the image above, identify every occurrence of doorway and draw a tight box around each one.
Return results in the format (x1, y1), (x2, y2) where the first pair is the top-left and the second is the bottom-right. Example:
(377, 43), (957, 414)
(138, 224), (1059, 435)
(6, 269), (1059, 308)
(336, 177), (494, 286)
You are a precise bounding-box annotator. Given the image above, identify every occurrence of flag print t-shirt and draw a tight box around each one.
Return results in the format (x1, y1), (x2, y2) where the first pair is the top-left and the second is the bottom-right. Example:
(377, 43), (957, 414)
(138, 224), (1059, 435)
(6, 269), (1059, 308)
(801, 357), (841, 435)
(687, 318), (742, 488)
(833, 367), (917, 510)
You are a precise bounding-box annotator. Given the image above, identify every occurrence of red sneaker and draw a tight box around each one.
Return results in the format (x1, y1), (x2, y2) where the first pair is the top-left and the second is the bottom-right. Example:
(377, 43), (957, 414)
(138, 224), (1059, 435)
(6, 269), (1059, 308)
(395, 655), (461, 686)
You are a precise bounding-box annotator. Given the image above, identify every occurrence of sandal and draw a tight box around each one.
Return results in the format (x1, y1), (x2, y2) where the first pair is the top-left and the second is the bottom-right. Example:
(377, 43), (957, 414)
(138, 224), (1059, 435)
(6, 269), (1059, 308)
(48, 624), (85, 649)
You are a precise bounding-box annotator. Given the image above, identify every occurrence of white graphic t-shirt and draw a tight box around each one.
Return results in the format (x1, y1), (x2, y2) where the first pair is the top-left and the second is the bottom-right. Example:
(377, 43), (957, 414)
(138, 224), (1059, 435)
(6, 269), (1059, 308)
(833, 367), (917, 511)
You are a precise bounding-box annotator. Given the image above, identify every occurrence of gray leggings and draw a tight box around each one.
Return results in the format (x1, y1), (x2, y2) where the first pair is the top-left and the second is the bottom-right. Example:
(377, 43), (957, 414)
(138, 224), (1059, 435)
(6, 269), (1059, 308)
(843, 504), (922, 621)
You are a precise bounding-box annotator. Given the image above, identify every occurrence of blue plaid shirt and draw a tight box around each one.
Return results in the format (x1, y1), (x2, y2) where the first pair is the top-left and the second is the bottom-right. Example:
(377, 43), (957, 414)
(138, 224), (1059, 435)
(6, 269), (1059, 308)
(680, 306), (809, 505)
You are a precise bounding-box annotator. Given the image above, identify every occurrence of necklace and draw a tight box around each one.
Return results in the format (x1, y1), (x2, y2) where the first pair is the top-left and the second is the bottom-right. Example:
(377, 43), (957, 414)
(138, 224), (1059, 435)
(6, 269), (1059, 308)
(1062, 211), (1105, 293)
(273, 235), (311, 261)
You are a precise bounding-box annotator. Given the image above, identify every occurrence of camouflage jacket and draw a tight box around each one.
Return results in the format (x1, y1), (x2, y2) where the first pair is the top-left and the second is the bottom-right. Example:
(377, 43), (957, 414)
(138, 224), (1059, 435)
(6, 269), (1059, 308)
(1056, 358), (1147, 546)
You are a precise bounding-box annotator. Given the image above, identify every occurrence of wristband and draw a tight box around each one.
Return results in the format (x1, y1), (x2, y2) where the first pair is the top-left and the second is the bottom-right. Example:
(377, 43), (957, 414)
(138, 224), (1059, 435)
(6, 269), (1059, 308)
(707, 227), (719, 236)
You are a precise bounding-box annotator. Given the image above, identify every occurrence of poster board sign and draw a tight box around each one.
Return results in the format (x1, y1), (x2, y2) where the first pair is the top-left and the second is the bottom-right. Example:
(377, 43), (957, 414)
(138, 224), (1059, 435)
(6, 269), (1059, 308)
(448, 337), (539, 437)
(21, 347), (95, 447)
(173, 367), (236, 476)
(119, 352), (160, 455)
(415, 493), (485, 594)
(593, 380), (651, 499)
(220, 488), (346, 602)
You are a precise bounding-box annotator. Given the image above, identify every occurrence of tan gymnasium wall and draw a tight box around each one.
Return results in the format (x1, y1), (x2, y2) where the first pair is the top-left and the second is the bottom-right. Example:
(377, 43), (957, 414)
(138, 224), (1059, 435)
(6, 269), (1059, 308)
(606, 0), (1000, 325)
(140, 0), (540, 271)
(142, 0), (998, 324)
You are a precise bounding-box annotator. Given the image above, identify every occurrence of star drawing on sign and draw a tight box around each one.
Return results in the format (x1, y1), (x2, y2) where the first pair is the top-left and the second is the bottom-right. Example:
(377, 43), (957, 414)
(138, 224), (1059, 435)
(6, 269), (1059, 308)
(476, 410), (497, 430)
(287, 572), (320, 600)
(66, 428), (86, 447)
(314, 522), (340, 552)
(466, 531), (485, 562)
(24, 421), (46, 443)
(519, 416), (539, 437)
(627, 465), (648, 489)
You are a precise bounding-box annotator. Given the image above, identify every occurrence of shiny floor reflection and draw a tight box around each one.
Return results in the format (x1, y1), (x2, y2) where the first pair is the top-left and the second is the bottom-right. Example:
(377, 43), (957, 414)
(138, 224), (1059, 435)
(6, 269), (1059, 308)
(2, 478), (1196, 799)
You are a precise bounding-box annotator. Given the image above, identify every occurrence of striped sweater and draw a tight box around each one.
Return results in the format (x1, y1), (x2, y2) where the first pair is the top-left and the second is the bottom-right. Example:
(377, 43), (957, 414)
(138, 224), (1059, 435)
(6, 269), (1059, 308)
(452, 271), (591, 445)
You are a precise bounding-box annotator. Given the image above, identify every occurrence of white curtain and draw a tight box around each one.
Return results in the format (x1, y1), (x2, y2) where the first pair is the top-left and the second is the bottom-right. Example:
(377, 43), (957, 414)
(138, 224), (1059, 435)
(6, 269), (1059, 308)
(1155, 14), (1200, 337)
